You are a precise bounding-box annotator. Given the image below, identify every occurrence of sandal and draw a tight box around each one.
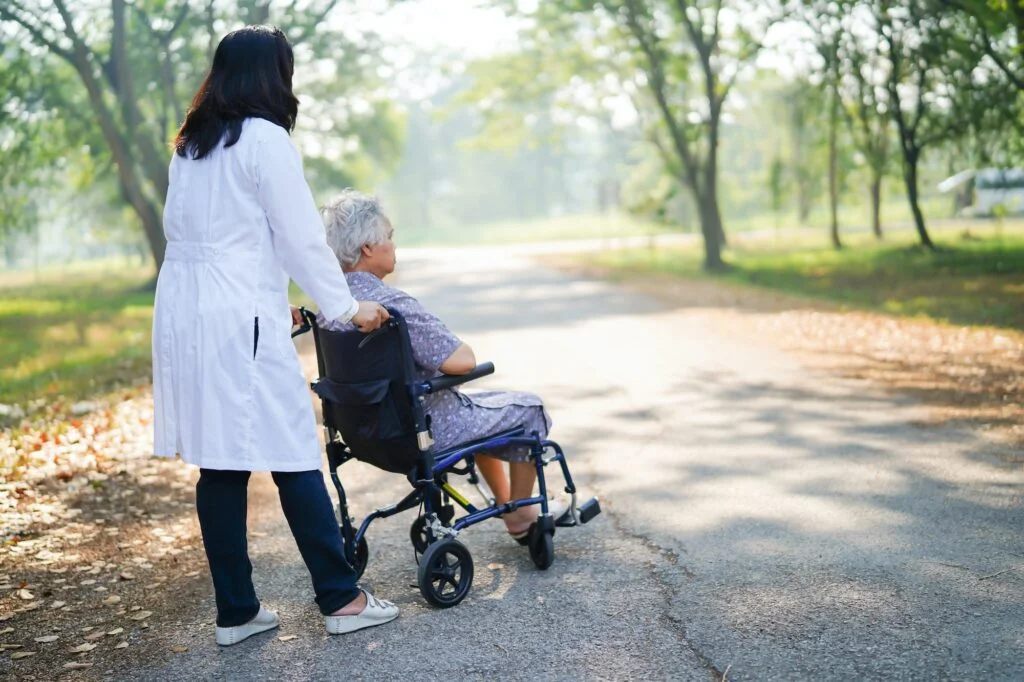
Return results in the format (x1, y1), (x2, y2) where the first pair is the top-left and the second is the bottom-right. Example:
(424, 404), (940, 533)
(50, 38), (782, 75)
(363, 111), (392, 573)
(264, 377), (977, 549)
(506, 499), (569, 544)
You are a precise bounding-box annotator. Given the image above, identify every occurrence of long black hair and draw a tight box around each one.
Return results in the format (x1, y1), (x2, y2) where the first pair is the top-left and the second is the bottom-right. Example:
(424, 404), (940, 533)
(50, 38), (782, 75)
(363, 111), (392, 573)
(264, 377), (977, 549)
(174, 25), (298, 160)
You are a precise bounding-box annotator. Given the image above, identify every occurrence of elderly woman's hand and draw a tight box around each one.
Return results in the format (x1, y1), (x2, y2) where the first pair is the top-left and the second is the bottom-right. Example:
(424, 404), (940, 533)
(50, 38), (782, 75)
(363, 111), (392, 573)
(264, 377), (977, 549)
(351, 300), (390, 332)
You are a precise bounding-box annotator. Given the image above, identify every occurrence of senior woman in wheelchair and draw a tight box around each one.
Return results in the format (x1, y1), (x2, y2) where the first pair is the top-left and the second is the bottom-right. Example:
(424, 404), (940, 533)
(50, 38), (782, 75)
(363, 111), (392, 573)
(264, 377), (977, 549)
(316, 190), (568, 541)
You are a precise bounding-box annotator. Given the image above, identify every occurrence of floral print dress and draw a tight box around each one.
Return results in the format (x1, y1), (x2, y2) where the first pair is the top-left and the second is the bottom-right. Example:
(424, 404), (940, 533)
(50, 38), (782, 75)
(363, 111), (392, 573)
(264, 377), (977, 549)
(317, 272), (551, 462)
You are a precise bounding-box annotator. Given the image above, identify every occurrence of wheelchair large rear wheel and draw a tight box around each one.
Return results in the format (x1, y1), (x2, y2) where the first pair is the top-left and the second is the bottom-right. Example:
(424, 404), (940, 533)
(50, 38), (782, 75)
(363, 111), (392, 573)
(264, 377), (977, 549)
(349, 535), (369, 581)
(410, 516), (429, 556)
(417, 539), (473, 608)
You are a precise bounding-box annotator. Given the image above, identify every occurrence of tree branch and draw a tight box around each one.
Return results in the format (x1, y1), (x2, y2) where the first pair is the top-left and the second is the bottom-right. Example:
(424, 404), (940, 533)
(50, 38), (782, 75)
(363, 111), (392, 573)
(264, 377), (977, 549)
(290, 0), (342, 46)
(0, 3), (74, 62)
(624, 0), (702, 192)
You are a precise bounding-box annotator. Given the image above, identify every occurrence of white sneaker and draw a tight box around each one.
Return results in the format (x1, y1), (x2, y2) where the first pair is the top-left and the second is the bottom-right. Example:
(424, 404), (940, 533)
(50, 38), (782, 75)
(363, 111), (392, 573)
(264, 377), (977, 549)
(325, 589), (399, 635)
(215, 606), (279, 646)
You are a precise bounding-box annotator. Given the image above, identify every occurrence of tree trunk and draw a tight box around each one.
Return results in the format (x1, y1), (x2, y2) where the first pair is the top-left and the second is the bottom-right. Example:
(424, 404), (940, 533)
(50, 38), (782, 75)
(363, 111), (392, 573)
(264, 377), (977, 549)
(828, 82), (842, 250)
(71, 50), (167, 269)
(869, 174), (883, 239)
(797, 174), (812, 225)
(691, 183), (725, 271)
(903, 151), (934, 249)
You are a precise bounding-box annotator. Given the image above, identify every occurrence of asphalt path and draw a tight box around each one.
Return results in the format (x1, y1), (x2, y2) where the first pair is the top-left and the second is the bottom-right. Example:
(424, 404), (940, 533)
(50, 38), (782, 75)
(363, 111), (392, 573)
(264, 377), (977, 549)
(138, 245), (1023, 681)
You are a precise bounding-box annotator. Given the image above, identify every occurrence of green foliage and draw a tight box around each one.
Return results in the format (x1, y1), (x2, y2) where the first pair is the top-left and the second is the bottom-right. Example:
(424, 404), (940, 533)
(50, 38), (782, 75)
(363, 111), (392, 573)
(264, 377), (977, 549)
(589, 226), (1024, 330)
(0, 1), (400, 264)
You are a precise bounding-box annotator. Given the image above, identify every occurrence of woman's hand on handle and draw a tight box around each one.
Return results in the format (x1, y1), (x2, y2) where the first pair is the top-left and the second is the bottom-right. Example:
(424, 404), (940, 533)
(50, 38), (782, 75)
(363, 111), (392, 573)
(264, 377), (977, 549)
(351, 301), (390, 332)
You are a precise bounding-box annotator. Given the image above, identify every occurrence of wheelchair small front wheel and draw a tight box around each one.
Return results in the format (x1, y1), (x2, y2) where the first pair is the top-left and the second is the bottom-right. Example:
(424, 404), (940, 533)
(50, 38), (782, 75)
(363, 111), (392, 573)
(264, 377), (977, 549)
(349, 535), (369, 581)
(529, 526), (555, 570)
(410, 516), (429, 556)
(417, 539), (473, 608)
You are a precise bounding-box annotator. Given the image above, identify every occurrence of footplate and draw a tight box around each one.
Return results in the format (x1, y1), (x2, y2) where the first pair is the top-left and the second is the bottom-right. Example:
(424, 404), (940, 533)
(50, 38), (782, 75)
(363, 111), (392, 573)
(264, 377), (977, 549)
(556, 496), (601, 527)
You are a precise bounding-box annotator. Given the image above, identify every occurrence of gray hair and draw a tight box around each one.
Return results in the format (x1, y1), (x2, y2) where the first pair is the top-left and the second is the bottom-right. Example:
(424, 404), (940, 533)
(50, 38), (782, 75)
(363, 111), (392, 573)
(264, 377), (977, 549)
(320, 189), (391, 270)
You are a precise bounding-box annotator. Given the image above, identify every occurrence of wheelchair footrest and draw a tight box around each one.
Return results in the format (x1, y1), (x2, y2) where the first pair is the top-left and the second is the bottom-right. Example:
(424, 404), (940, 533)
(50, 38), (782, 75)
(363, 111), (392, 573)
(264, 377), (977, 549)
(557, 496), (601, 527)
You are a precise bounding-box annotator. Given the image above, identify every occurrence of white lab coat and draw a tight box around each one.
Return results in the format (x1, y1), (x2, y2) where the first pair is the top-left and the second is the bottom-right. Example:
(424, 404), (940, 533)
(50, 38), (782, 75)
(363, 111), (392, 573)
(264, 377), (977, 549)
(152, 117), (357, 471)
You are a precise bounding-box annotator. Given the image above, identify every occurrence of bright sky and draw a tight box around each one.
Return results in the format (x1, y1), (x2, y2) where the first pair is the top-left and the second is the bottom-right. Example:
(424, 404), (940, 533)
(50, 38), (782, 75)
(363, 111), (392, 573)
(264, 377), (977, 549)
(368, 0), (518, 57)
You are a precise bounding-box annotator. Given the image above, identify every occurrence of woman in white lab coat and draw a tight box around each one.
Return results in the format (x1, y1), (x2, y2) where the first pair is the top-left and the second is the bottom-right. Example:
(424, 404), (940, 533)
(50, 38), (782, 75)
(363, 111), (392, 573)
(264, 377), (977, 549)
(153, 25), (398, 646)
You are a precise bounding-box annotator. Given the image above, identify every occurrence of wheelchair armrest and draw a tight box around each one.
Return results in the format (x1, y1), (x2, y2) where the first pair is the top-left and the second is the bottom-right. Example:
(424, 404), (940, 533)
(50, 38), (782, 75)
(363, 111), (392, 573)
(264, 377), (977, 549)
(420, 362), (494, 394)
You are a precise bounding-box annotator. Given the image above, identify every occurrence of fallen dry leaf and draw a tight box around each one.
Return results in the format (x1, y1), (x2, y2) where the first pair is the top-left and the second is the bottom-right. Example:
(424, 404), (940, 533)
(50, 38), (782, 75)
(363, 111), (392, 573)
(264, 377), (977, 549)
(130, 611), (152, 621)
(10, 651), (37, 660)
(170, 645), (187, 653)
(103, 595), (121, 605)
(84, 632), (104, 641)
(278, 635), (298, 642)
(0, 644), (23, 650)
(69, 643), (97, 653)
(51, 601), (66, 609)
(119, 572), (135, 581)
(34, 635), (59, 643)
(16, 589), (34, 600)
(106, 628), (123, 636)
(0, 627), (13, 635)
(115, 641), (129, 649)
(64, 662), (93, 670)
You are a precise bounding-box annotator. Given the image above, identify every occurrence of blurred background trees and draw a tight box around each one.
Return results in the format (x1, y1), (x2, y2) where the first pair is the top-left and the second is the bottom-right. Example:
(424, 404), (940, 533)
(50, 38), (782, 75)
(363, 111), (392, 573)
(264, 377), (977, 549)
(0, 0), (399, 272)
(1, 0), (1022, 271)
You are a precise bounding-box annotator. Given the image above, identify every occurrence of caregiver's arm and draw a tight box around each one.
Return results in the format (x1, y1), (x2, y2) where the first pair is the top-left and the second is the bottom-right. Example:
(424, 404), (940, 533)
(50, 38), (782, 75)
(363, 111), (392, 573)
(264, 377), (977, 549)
(254, 124), (385, 330)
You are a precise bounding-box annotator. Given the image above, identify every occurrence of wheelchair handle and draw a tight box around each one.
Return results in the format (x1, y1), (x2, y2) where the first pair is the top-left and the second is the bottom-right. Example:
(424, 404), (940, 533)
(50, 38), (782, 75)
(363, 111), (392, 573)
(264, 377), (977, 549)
(291, 306), (317, 338)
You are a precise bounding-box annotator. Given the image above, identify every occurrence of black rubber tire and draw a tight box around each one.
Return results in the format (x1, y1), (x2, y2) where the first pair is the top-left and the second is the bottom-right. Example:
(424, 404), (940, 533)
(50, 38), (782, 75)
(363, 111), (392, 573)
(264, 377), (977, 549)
(351, 535), (369, 581)
(410, 516), (429, 556)
(417, 539), (473, 608)
(529, 527), (555, 570)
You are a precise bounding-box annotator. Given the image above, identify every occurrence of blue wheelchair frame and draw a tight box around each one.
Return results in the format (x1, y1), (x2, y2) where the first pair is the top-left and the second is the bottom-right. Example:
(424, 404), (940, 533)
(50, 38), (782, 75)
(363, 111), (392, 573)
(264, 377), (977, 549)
(293, 306), (599, 605)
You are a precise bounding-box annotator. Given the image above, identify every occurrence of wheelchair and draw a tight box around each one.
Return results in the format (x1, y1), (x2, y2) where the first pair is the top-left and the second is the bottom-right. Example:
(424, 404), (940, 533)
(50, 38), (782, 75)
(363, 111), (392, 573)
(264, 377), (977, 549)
(291, 307), (600, 608)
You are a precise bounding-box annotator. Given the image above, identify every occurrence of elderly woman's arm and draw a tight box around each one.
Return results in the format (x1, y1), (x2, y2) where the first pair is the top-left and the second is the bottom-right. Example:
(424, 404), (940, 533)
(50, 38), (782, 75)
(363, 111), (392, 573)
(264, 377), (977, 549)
(440, 343), (476, 375)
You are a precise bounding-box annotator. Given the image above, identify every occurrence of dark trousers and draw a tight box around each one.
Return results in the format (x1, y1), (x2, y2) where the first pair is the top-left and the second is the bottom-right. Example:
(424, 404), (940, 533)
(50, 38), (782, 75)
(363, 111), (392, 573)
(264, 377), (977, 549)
(195, 468), (361, 627)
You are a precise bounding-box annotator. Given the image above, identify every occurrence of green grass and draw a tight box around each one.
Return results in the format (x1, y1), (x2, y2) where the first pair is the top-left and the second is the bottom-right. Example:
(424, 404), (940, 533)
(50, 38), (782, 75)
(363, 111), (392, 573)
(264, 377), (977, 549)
(587, 224), (1024, 331)
(0, 264), (156, 409)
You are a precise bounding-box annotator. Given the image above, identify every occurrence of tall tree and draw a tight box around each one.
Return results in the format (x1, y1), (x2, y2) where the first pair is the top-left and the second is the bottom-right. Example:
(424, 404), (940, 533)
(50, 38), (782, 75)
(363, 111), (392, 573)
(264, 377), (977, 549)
(944, 0), (1024, 90)
(876, 0), (988, 248)
(612, 0), (783, 269)
(1, 0), (397, 272)
(839, 8), (891, 239)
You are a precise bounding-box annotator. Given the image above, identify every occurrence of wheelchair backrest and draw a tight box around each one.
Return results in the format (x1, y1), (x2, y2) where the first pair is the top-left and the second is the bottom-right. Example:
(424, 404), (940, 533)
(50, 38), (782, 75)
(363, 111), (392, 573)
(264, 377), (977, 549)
(310, 309), (425, 474)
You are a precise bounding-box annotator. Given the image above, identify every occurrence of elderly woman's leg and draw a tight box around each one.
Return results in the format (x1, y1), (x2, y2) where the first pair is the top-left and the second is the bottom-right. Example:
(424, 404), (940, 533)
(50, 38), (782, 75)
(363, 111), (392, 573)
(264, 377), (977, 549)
(476, 456), (542, 533)
(503, 462), (544, 534)
(475, 455), (510, 505)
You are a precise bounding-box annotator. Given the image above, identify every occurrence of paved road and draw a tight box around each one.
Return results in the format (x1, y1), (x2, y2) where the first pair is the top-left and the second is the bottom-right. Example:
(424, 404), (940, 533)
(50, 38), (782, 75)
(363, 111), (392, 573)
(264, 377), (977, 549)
(140, 248), (1023, 681)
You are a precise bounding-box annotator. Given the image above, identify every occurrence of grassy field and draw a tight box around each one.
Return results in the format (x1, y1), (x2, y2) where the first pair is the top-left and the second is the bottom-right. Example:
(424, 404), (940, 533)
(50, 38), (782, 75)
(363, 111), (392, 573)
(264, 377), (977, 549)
(0, 261), (155, 412)
(584, 222), (1024, 331)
